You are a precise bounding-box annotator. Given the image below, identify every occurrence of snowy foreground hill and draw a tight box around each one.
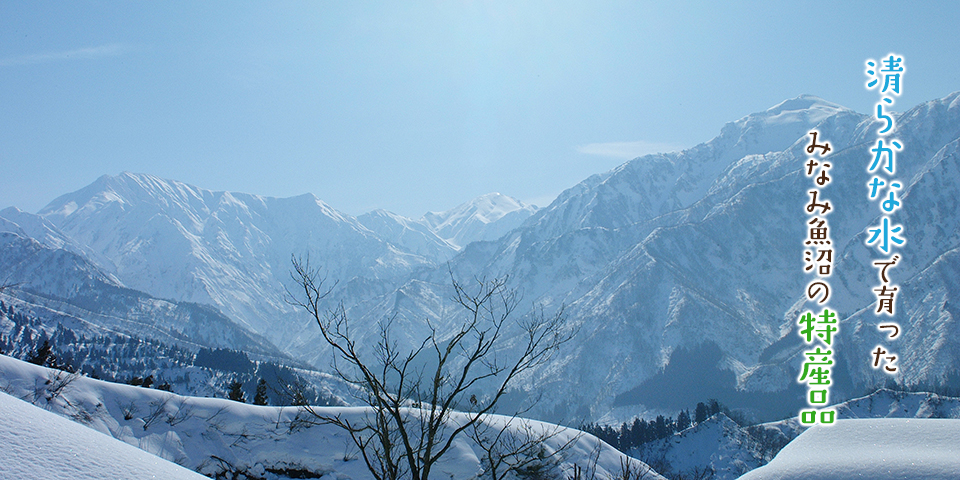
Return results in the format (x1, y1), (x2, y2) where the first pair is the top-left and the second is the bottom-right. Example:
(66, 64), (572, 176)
(738, 419), (960, 480)
(0, 390), (207, 480)
(0, 354), (659, 479)
(4, 351), (959, 480)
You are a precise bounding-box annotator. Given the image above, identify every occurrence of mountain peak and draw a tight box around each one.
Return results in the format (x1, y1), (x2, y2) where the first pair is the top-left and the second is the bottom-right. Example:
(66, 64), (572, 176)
(424, 193), (534, 226)
(740, 94), (850, 128)
(421, 193), (538, 247)
(38, 172), (201, 219)
(770, 94), (845, 111)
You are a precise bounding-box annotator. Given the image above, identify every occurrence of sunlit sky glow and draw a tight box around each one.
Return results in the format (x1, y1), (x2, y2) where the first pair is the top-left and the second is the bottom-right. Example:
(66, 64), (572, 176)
(2, 1), (958, 217)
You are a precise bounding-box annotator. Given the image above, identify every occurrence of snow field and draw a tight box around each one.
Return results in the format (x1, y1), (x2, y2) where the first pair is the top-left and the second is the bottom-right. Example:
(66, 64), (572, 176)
(0, 354), (660, 479)
(736, 419), (960, 480)
(0, 391), (208, 479)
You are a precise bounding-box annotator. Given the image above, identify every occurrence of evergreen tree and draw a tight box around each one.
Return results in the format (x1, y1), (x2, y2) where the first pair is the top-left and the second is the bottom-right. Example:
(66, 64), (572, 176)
(708, 398), (722, 416)
(253, 378), (269, 406)
(228, 380), (246, 403)
(695, 402), (708, 424)
(141, 375), (155, 389)
(22, 327), (32, 348)
(677, 409), (691, 431)
(633, 418), (651, 445)
(654, 415), (669, 439)
(28, 339), (54, 367)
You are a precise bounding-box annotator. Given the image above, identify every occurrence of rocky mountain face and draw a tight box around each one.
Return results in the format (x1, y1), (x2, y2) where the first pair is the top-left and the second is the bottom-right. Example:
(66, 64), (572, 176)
(3, 92), (959, 425)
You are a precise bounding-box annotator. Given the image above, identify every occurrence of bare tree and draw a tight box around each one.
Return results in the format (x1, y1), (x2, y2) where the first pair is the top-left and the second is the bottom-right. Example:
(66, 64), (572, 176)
(37, 369), (80, 404)
(0, 281), (22, 300)
(673, 466), (715, 480)
(288, 256), (574, 480)
(117, 399), (139, 421)
(142, 395), (172, 430)
(471, 416), (580, 480)
(573, 453), (655, 480)
(615, 457), (656, 480)
(166, 396), (195, 427)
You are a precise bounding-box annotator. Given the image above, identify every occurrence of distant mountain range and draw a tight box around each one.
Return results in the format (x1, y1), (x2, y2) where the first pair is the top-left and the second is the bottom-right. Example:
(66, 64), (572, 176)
(1, 176), (536, 348)
(3, 91), (960, 424)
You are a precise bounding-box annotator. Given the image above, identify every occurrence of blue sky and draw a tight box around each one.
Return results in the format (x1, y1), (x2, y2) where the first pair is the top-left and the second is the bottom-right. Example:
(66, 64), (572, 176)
(2, 1), (958, 217)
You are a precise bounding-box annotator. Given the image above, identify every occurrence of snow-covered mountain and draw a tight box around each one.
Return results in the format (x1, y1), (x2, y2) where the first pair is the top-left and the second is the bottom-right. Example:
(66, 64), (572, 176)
(359, 193), (538, 257)
(17, 175), (539, 353)
(633, 413), (764, 480)
(0, 206), (115, 269)
(356, 208), (458, 261)
(422, 192), (539, 248)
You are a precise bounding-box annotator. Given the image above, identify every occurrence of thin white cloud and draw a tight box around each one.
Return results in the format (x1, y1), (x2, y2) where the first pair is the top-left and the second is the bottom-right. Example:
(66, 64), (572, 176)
(577, 140), (687, 159)
(0, 43), (134, 67)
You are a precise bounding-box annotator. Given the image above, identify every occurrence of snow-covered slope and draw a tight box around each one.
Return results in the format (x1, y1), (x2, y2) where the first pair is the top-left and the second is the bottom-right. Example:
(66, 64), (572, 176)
(0, 231), (281, 357)
(0, 206), (116, 270)
(736, 419), (960, 480)
(633, 414), (765, 480)
(0, 354), (664, 479)
(422, 192), (538, 248)
(356, 208), (458, 261)
(0, 391), (208, 480)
